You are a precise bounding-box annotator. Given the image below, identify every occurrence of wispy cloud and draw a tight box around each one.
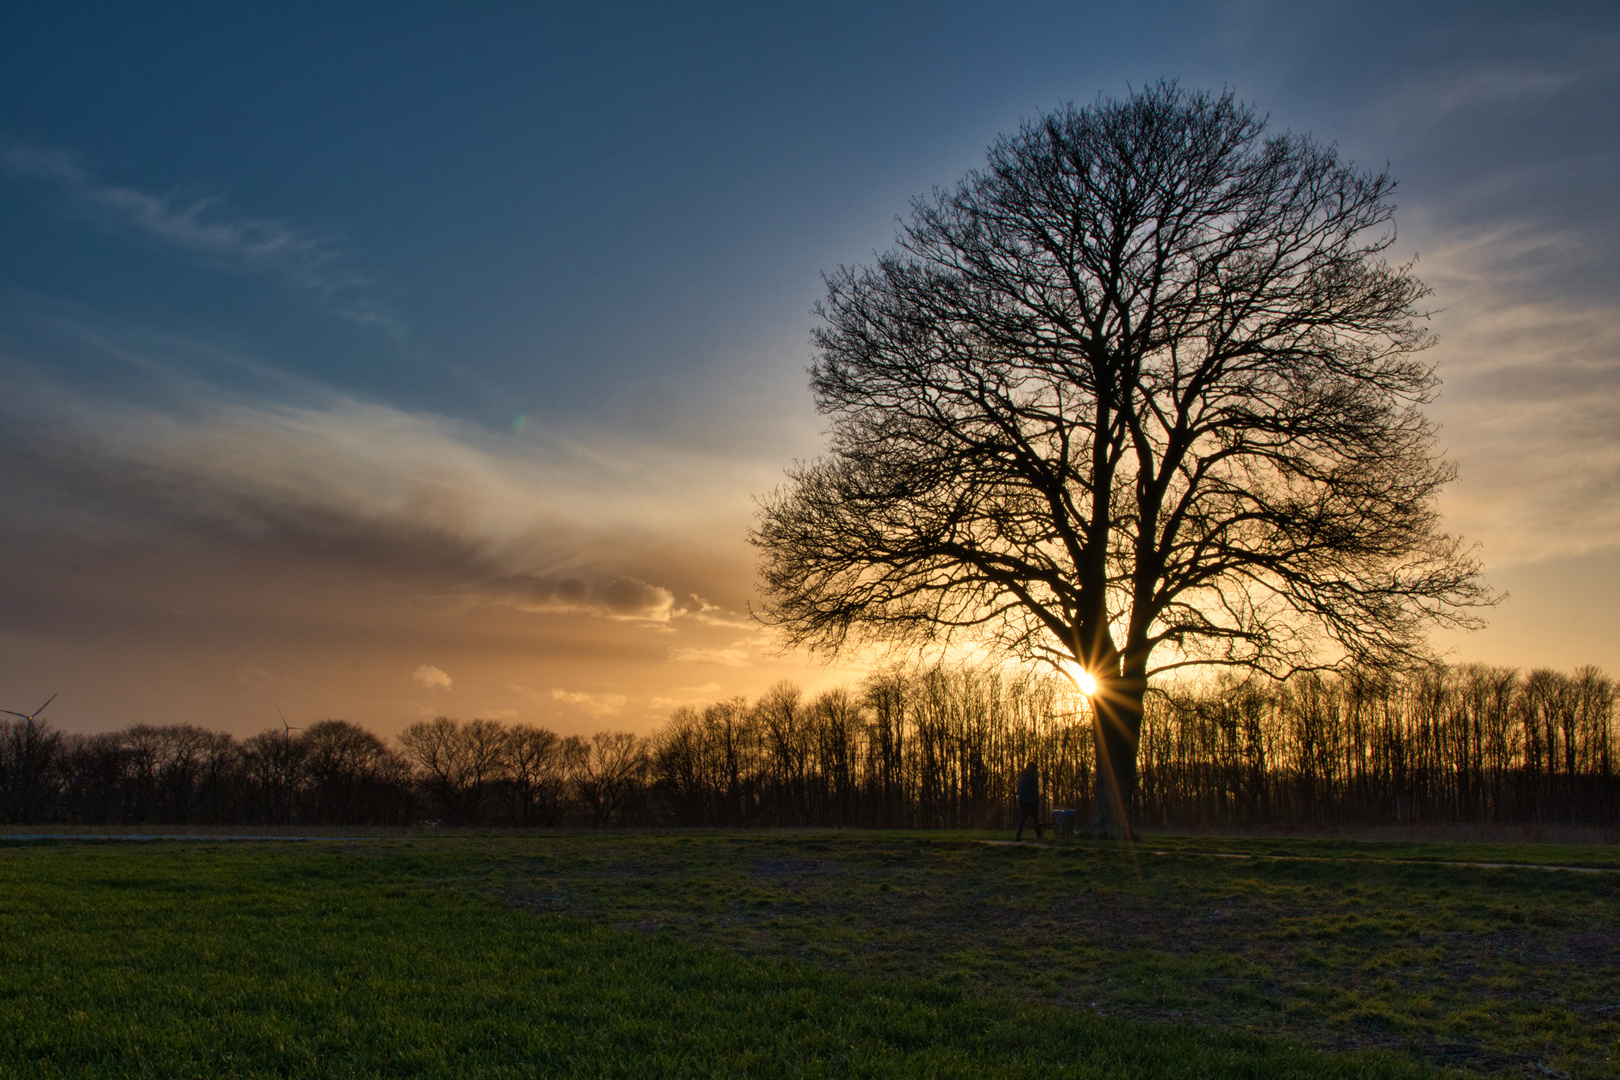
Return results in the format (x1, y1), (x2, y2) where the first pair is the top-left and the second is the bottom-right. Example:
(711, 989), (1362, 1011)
(0, 353), (764, 637)
(0, 142), (401, 333)
(547, 689), (628, 716)
(679, 595), (755, 629)
(1421, 223), (1620, 567)
(649, 682), (729, 711)
(668, 646), (750, 667)
(412, 664), (453, 689)
(474, 574), (678, 622)
(238, 665), (289, 692)
(1385, 67), (1585, 132)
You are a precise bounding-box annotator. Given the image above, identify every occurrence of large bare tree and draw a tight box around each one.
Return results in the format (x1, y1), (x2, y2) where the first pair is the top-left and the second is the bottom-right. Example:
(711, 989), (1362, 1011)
(751, 83), (1491, 837)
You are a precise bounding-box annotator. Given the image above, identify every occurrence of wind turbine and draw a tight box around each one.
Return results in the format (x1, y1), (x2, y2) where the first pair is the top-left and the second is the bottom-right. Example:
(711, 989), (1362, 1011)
(2, 693), (56, 734)
(276, 704), (304, 740)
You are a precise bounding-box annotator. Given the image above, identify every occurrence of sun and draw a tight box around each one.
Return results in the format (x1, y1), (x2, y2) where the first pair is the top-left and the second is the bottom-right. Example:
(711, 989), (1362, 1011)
(1060, 659), (1098, 697)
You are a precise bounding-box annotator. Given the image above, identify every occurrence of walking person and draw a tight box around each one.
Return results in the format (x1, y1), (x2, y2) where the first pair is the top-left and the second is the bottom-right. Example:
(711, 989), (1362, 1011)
(1014, 761), (1043, 840)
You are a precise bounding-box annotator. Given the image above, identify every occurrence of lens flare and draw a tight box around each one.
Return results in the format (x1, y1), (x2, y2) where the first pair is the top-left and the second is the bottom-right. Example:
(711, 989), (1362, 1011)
(1061, 659), (1098, 696)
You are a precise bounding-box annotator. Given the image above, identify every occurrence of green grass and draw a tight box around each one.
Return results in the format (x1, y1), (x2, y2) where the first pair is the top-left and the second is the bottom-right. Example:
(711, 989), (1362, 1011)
(476, 831), (1620, 1077)
(0, 833), (1613, 1077)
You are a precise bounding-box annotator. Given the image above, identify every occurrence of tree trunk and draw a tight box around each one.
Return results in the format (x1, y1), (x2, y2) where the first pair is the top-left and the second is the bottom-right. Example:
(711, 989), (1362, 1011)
(1086, 675), (1145, 840)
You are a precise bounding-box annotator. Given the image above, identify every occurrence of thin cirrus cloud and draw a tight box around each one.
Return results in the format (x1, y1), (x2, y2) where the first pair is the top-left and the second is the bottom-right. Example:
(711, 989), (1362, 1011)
(1417, 221), (1620, 568)
(0, 142), (401, 333)
(649, 682), (731, 713)
(504, 685), (632, 718)
(547, 689), (628, 716)
(667, 646), (750, 667)
(1333, 42), (1620, 573)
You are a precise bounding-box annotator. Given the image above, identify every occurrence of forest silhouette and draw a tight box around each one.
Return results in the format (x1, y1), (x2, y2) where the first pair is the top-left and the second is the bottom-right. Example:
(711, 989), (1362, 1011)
(2, 663), (1613, 830)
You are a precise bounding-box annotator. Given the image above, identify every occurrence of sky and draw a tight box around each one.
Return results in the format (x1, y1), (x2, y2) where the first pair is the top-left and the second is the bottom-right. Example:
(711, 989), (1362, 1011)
(1, 1), (1616, 738)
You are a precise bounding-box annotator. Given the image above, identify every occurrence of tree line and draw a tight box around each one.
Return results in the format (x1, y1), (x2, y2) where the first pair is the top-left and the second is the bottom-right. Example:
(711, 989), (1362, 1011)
(0, 663), (1613, 828)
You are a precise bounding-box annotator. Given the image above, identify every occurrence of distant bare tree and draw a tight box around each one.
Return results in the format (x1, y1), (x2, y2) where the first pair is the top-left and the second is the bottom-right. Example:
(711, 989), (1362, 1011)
(504, 723), (566, 825)
(398, 716), (507, 824)
(573, 731), (646, 826)
(651, 698), (761, 826)
(808, 688), (863, 826)
(652, 707), (715, 824)
(58, 732), (126, 823)
(0, 715), (62, 823)
(113, 725), (237, 823)
(301, 719), (405, 824)
(242, 725), (307, 825)
(456, 718), (509, 820)
(754, 681), (811, 825)
(753, 82), (1492, 836)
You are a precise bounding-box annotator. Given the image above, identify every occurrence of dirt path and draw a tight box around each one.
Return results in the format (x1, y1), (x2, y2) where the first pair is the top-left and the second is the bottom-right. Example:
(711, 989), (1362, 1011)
(980, 839), (1620, 873)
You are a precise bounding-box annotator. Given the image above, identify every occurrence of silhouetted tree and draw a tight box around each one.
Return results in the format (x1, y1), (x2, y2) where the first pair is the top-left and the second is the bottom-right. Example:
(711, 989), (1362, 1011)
(755, 682), (811, 825)
(653, 698), (762, 826)
(301, 719), (409, 824)
(115, 725), (238, 823)
(809, 688), (862, 826)
(573, 731), (646, 825)
(0, 716), (62, 823)
(58, 732), (126, 823)
(504, 723), (567, 825)
(242, 726), (307, 824)
(752, 82), (1492, 836)
(652, 707), (720, 825)
(398, 716), (505, 824)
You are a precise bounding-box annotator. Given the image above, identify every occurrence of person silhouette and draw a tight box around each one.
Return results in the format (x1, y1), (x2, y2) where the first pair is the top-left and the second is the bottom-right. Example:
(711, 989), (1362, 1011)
(1015, 761), (1043, 840)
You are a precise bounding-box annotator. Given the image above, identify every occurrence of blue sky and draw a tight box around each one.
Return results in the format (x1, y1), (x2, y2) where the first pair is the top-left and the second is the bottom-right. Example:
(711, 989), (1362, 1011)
(2, 1), (1617, 734)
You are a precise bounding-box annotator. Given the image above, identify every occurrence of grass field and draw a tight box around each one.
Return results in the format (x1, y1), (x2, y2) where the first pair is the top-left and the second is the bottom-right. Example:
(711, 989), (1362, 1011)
(0, 832), (1615, 1078)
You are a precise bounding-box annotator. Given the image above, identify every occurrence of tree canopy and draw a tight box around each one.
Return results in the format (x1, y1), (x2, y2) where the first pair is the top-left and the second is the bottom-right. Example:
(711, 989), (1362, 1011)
(751, 83), (1492, 835)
